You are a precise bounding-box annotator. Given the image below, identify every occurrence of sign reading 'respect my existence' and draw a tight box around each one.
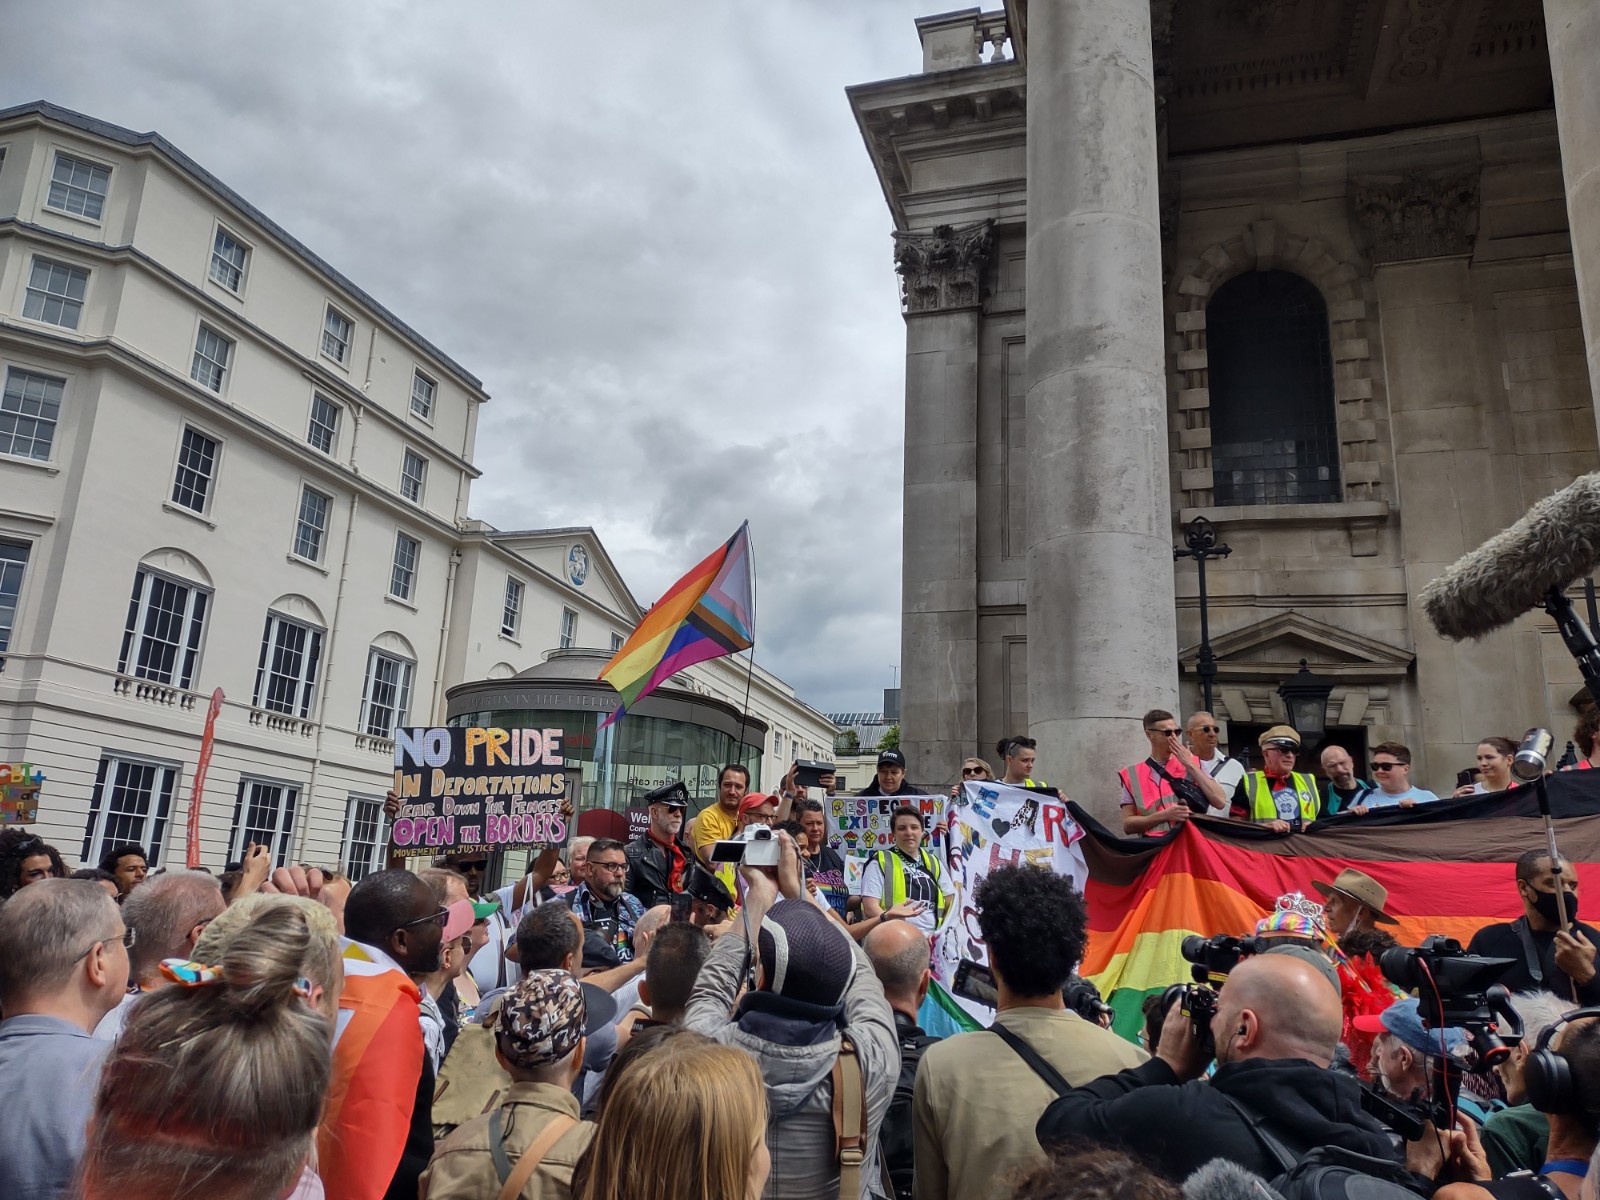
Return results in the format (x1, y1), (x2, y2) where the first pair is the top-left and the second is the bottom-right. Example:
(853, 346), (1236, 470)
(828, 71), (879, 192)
(390, 727), (569, 858)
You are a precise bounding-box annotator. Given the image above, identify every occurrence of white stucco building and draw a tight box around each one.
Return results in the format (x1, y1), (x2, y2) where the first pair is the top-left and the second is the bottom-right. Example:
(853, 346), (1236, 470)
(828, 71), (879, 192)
(0, 101), (833, 877)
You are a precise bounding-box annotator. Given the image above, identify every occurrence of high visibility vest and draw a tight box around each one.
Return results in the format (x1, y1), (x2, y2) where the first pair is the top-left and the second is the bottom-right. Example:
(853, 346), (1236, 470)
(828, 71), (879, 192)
(871, 847), (947, 922)
(1244, 771), (1319, 824)
(1117, 759), (1183, 836)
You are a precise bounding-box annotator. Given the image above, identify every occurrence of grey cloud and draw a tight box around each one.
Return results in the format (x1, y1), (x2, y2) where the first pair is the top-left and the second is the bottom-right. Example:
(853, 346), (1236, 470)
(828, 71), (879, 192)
(5, 0), (930, 713)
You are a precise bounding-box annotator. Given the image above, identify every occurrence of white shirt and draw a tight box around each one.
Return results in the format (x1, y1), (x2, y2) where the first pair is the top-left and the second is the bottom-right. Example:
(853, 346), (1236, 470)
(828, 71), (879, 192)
(1194, 750), (1246, 797)
(468, 882), (528, 995)
(855, 847), (955, 935)
(92, 991), (139, 1041)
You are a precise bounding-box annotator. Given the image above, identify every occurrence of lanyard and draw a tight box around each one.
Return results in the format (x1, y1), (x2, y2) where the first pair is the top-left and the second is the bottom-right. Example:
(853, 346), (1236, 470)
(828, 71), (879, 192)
(1542, 1160), (1589, 1178)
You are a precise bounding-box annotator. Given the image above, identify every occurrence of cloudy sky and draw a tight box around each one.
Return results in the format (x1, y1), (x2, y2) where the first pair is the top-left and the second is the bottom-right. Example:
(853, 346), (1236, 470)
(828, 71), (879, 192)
(5, 0), (935, 716)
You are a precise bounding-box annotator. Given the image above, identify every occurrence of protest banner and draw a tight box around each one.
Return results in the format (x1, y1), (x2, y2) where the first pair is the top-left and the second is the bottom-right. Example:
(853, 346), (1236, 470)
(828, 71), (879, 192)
(827, 793), (945, 856)
(186, 687), (225, 868)
(929, 780), (1086, 1024)
(0, 762), (43, 826)
(390, 726), (569, 858)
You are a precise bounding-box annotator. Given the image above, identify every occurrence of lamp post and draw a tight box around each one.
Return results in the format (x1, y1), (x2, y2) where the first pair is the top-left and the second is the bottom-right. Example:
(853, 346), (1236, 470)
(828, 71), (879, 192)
(1173, 516), (1231, 714)
(1278, 659), (1335, 744)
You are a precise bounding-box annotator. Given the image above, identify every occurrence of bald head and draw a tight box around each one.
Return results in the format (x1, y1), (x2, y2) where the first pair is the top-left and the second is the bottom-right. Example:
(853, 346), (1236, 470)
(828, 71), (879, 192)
(864, 919), (931, 1018)
(1216, 953), (1344, 1067)
(635, 904), (671, 945)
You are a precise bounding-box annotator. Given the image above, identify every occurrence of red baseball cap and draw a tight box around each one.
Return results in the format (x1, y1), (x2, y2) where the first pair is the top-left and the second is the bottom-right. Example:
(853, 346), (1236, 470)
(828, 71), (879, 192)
(739, 792), (776, 816)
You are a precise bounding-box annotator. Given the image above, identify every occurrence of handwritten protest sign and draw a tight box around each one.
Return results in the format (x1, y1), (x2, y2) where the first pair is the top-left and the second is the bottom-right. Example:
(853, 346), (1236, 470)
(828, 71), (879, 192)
(390, 727), (569, 858)
(0, 762), (43, 826)
(827, 793), (945, 856)
(930, 780), (1086, 1023)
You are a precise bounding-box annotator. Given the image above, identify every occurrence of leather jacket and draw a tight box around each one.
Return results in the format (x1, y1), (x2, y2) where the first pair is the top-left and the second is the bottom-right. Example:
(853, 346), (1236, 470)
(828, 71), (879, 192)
(623, 831), (687, 909)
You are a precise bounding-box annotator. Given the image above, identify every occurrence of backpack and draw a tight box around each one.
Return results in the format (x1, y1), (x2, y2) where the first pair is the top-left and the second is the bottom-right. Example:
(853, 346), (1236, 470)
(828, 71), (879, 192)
(1219, 1094), (1422, 1200)
(431, 997), (513, 1140)
(878, 1028), (940, 1200)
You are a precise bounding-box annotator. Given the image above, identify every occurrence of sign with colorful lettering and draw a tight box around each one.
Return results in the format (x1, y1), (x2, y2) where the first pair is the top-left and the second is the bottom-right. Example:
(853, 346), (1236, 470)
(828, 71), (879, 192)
(390, 727), (569, 858)
(0, 762), (43, 826)
(826, 793), (945, 856)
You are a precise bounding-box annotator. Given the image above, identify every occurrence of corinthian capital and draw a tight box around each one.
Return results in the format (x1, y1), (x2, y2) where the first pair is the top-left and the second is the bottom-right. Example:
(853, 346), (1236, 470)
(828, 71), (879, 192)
(893, 220), (995, 314)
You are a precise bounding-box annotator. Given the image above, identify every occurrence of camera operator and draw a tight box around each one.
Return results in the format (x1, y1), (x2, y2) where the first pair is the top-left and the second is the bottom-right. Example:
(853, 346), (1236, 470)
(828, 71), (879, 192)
(1036, 953), (1394, 1180)
(1467, 852), (1600, 1005)
(1433, 1017), (1600, 1200)
(1353, 998), (1491, 1125)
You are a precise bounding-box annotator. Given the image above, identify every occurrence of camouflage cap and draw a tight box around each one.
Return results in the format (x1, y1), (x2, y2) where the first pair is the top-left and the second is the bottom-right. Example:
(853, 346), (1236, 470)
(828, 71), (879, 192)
(496, 969), (587, 1069)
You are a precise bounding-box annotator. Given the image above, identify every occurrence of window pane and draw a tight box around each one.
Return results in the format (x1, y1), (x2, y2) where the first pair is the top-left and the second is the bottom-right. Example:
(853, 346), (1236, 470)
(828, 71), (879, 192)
(294, 488), (330, 561)
(134, 576), (191, 684)
(191, 326), (231, 392)
(307, 395), (338, 454)
(361, 650), (414, 736)
(322, 308), (352, 364)
(401, 450), (426, 503)
(390, 533), (419, 600)
(209, 229), (247, 292)
(0, 541), (29, 656)
(410, 372), (435, 419)
(502, 577), (522, 636)
(560, 608), (577, 649)
(47, 154), (110, 220)
(343, 795), (386, 882)
(0, 369), (64, 461)
(171, 428), (218, 512)
(23, 258), (89, 329)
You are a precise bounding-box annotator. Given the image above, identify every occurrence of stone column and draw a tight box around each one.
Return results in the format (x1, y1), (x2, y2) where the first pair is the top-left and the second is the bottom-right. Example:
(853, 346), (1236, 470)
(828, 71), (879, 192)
(1545, 0), (1600, 426)
(1024, 0), (1176, 823)
(894, 222), (992, 789)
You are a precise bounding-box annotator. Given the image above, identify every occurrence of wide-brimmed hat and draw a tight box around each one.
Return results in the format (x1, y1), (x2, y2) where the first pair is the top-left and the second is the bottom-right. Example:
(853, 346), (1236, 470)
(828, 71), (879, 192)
(1311, 868), (1398, 925)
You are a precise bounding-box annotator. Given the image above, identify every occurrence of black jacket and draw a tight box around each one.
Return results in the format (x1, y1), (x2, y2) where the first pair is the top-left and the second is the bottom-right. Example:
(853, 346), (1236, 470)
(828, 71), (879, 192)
(1037, 1056), (1396, 1182)
(1466, 919), (1600, 1005)
(856, 779), (924, 797)
(623, 831), (688, 910)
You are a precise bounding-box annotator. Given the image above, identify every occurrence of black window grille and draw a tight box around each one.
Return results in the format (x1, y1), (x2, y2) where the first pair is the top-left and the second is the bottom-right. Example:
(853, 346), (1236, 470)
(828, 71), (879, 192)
(1207, 270), (1341, 506)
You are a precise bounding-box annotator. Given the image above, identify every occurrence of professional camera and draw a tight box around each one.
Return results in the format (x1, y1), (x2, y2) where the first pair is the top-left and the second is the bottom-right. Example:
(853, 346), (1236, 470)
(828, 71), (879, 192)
(1159, 934), (1268, 1058)
(1063, 975), (1114, 1027)
(709, 823), (781, 868)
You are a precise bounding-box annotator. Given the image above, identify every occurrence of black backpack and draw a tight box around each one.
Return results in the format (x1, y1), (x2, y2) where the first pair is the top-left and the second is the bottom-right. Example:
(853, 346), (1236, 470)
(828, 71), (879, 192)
(1220, 1094), (1424, 1200)
(879, 1028), (940, 1200)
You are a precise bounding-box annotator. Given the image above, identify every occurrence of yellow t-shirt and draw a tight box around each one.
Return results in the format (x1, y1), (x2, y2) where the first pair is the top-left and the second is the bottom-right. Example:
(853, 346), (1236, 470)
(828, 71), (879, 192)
(692, 803), (739, 855)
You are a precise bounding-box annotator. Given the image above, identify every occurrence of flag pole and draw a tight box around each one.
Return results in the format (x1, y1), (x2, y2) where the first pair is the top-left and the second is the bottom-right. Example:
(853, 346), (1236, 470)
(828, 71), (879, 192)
(736, 522), (758, 769)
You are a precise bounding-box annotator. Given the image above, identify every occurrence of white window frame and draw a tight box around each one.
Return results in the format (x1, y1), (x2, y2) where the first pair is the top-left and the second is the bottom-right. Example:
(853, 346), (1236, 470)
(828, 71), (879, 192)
(410, 369), (436, 421)
(45, 151), (111, 223)
(559, 607), (578, 650)
(0, 539), (30, 658)
(501, 576), (524, 638)
(359, 647), (415, 737)
(23, 256), (89, 330)
(81, 754), (178, 869)
(229, 777), (301, 867)
(399, 448), (427, 504)
(208, 225), (250, 294)
(292, 484), (331, 563)
(610, 631), (624, 653)
(307, 393), (340, 455)
(0, 366), (65, 463)
(321, 304), (353, 366)
(340, 793), (390, 882)
(170, 424), (221, 515)
(253, 610), (324, 718)
(117, 567), (209, 689)
(191, 323), (233, 393)
(389, 531), (420, 601)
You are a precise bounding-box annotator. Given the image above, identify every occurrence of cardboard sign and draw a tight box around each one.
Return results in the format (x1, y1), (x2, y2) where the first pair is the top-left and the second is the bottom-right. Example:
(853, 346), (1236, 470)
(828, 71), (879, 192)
(390, 727), (569, 858)
(827, 793), (945, 855)
(0, 763), (42, 826)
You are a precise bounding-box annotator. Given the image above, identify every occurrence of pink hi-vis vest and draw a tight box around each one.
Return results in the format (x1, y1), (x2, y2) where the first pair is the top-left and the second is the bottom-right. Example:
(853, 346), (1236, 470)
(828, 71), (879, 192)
(1117, 758), (1185, 838)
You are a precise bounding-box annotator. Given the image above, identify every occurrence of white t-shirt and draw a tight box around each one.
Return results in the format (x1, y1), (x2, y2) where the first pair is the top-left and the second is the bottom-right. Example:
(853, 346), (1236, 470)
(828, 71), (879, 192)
(855, 848), (956, 935)
(468, 881), (529, 996)
(1194, 750), (1246, 798)
(92, 990), (139, 1041)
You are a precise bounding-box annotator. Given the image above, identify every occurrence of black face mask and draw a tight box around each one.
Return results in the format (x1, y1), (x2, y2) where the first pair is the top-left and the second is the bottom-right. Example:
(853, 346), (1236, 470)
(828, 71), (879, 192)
(1529, 887), (1578, 927)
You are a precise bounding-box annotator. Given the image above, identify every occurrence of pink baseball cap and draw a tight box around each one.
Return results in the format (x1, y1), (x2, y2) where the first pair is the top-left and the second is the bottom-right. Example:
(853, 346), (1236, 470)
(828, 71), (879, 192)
(442, 898), (476, 942)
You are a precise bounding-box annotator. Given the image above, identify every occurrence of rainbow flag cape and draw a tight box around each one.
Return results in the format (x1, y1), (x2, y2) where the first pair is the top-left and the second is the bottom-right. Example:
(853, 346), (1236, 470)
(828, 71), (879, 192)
(318, 941), (424, 1200)
(1075, 779), (1600, 1043)
(598, 522), (754, 729)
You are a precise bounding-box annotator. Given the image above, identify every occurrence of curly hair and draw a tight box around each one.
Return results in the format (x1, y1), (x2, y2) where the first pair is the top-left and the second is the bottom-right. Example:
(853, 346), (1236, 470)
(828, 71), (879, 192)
(0, 829), (66, 899)
(1008, 1149), (1179, 1200)
(975, 864), (1088, 999)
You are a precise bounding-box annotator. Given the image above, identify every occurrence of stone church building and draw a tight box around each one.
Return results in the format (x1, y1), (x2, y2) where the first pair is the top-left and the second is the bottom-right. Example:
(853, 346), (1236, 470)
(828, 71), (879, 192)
(849, 0), (1600, 823)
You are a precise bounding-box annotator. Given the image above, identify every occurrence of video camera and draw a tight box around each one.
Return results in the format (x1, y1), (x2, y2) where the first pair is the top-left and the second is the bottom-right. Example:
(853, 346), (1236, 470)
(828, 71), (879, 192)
(709, 823), (782, 868)
(1160, 934), (1269, 1059)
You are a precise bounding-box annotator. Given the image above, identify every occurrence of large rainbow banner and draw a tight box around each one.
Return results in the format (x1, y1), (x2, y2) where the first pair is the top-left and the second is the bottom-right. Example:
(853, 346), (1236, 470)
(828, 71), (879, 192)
(1076, 777), (1600, 1042)
(598, 522), (754, 729)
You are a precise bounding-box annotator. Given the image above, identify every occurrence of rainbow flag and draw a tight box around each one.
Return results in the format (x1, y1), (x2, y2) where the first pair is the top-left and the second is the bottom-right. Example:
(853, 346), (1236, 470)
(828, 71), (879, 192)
(598, 522), (754, 729)
(1075, 781), (1600, 1043)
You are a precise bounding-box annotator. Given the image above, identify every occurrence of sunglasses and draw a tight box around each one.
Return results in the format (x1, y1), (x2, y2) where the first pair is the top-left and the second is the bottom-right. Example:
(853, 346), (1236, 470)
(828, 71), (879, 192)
(1151, 728), (1181, 737)
(1372, 761), (1404, 771)
(74, 926), (136, 962)
(395, 907), (449, 932)
(1193, 725), (1220, 734)
(455, 860), (488, 872)
(14, 836), (45, 856)
(961, 767), (986, 776)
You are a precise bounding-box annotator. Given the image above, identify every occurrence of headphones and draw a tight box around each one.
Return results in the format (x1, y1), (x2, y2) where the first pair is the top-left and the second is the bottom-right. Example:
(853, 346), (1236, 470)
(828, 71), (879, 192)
(1523, 1006), (1600, 1115)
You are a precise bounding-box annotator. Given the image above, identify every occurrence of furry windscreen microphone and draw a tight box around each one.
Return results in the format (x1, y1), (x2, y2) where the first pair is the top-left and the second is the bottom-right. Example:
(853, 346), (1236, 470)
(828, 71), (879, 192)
(1420, 471), (1600, 641)
(1182, 1159), (1288, 1200)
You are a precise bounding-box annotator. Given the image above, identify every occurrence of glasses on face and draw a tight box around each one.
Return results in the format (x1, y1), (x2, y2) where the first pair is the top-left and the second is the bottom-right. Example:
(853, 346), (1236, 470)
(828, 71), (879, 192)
(395, 907), (449, 932)
(1194, 725), (1220, 735)
(961, 767), (986, 776)
(1372, 761), (1404, 772)
(456, 860), (488, 873)
(588, 860), (627, 875)
(74, 926), (136, 963)
(1151, 727), (1181, 737)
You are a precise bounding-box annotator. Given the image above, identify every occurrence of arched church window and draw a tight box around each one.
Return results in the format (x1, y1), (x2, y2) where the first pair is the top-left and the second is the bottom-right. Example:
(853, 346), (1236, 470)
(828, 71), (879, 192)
(1206, 270), (1341, 506)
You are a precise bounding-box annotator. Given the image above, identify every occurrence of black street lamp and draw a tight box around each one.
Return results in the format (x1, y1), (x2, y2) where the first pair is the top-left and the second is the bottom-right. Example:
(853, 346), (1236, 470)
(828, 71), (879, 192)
(1174, 516), (1231, 714)
(1278, 659), (1335, 743)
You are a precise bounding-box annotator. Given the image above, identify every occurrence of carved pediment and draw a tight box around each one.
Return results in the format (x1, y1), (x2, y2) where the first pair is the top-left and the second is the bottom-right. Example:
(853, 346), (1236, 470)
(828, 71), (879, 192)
(1180, 611), (1415, 680)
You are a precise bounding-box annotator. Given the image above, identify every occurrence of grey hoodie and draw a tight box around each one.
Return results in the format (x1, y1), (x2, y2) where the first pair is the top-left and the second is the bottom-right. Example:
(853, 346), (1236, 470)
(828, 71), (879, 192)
(684, 908), (899, 1200)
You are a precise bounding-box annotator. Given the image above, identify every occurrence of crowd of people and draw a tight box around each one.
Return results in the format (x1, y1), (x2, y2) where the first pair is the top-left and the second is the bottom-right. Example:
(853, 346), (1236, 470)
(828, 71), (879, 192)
(2, 703), (1600, 1200)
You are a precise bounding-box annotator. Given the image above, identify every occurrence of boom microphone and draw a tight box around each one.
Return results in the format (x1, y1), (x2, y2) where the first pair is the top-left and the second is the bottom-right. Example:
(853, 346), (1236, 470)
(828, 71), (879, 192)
(1420, 471), (1600, 641)
(1182, 1159), (1288, 1200)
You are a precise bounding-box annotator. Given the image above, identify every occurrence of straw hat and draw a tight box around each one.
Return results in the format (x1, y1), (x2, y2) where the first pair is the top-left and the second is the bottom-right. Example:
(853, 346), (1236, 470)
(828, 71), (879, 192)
(1310, 868), (1398, 925)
